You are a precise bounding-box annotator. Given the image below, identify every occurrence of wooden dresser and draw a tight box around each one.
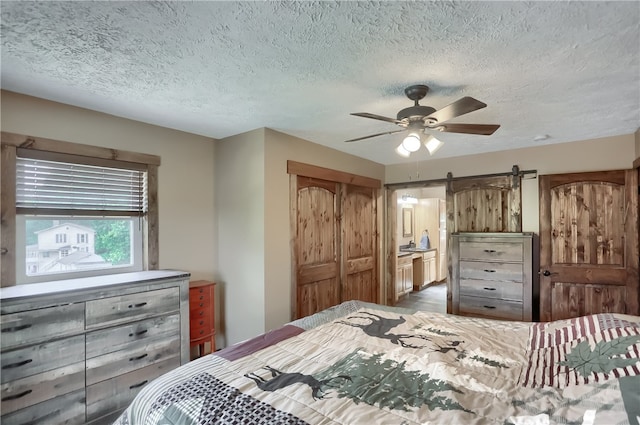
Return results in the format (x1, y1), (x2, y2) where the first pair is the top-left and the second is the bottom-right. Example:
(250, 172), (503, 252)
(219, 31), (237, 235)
(0, 270), (190, 425)
(451, 233), (533, 321)
(189, 280), (216, 358)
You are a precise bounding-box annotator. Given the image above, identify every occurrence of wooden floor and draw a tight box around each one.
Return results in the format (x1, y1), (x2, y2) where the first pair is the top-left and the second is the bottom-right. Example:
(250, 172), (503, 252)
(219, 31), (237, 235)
(395, 281), (447, 313)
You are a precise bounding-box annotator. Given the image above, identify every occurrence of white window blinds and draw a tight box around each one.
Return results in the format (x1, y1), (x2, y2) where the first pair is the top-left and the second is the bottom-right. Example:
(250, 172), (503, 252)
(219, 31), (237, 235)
(16, 156), (147, 216)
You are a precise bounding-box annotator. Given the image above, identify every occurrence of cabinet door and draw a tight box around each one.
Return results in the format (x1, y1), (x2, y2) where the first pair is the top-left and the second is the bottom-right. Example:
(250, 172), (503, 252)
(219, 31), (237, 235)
(395, 267), (404, 298)
(403, 265), (413, 292)
(422, 258), (430, 285)
(428, 258), (437, 284)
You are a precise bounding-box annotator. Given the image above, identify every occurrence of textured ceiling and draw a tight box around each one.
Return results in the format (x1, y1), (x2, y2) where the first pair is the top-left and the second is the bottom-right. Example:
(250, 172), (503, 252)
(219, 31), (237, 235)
(1, 1), (639, 165)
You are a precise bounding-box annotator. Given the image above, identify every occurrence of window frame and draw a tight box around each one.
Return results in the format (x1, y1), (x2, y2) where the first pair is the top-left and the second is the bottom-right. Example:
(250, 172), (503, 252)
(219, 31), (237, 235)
(1, 131), (161, 287)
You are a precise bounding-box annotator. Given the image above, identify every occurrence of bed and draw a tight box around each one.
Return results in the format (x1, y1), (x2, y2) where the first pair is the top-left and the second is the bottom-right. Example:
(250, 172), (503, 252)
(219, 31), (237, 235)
(115, 301), (640, 425)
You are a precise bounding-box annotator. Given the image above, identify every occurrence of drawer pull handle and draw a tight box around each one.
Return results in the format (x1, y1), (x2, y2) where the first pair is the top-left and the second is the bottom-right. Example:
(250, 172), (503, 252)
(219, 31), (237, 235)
(483, 287), (497, 291)
(1, 324), (32, 333)
(484, 249), (496, 253)
(129, 329), (148, 337)
(129, 380), (148, 390)
(2, 359), (33, 370)
(199, 320), (204, 325)
(2, 389), (32, 401)
(199, 296), (204, 300)
(199, 311), (204, 316)
(129, 353), (148, 361)
(483, 305), (497, 309)
(483, 269), (496, 273)
(128, 302), (148, 309)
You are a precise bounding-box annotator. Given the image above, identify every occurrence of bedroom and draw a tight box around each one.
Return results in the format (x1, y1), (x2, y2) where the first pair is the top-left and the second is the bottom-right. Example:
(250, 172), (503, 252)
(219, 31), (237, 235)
(1, 2), (639, 424)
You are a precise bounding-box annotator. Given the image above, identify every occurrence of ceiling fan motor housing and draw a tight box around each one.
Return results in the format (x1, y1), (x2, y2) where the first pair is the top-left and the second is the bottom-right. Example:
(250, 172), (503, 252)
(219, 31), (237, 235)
(397, 105), (436, 121)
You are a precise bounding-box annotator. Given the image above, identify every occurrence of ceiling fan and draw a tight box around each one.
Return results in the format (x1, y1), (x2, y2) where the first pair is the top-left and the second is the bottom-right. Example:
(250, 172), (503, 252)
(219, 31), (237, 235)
(345, 84), (500, 157)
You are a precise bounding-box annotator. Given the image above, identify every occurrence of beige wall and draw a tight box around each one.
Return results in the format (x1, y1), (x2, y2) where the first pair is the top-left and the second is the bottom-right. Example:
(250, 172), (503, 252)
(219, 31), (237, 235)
(636, 128), (640, 159)
(217, 128), (385, 346)
(214, 129), (266, 346)
(0, 91), (218, 288)
(386, 134), (636, 233)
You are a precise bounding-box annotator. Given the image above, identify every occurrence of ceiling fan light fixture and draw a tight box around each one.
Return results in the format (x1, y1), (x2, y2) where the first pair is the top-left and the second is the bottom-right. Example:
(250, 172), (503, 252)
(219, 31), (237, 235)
(395, 143), (411, 157)
(401, 133), (421, 152)
(423, 135), (444, 155)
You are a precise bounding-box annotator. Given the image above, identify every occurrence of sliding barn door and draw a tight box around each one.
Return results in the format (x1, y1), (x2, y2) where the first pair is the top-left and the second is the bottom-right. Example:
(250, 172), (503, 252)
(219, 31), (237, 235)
(294, 176), (340, 319)
(539, 170), (639, 321)
(341, 184), (377, 304)
(445, 173), (522, 312)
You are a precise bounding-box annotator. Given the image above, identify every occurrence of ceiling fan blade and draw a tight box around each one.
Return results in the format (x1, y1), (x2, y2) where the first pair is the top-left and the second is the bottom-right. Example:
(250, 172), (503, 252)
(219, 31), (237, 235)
(351, 112), (401, 125)
(345, 129), (405, 143)
(424, 97), (487, 124)
(434, 123), (500, 135)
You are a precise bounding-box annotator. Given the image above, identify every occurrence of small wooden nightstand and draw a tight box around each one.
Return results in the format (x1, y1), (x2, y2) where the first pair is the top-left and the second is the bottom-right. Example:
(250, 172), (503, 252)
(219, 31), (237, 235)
(189, 280), (216, 359)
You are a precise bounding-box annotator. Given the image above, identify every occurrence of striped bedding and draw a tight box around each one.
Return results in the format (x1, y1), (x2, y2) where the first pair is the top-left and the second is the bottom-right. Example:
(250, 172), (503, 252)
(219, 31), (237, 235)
(114, 301), (640, 425)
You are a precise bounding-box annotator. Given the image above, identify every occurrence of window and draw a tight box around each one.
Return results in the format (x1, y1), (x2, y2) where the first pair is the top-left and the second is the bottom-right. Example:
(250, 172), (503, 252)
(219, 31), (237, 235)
(1, 132), (160, 286)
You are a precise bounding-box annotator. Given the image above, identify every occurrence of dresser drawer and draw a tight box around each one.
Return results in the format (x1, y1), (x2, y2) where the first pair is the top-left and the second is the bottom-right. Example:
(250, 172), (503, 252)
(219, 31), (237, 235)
(86, 287), (179, 329)
(0, 388), (85, 425)
(86, 356), (180, 422)
(459, 279), (524, 302)
(0, 303), (85, 351)
(189, 297), (212, 313)
(1, 335), (85, 384)
(459, 260), (523, 282)
(459, 295), (523, 321)
(190, 318), (214, 340)
(0, 361), (84, 415)
(190, 286), (212, 304)
(86, 314), (180, 359)
(459, 241), (523, 262)
(87, 335), (180, 385)
(86, 335), (180, 385)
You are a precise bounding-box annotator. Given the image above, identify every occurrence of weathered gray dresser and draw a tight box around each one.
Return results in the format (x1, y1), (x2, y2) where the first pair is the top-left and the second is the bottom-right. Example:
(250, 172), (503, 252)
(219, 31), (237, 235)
(451, 233), (533, 321)
(0, 270), (190, 425)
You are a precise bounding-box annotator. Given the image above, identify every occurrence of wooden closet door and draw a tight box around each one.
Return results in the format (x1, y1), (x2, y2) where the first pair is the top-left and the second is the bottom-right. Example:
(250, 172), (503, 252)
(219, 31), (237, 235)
(294, 176), (340, 319)
(341, 184), (377, 304)
(539, 170), (639, 321)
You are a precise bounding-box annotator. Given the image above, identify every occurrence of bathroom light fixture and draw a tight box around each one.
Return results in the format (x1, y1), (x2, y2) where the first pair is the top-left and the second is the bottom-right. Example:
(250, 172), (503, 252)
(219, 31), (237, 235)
(401, 194), (418, 204)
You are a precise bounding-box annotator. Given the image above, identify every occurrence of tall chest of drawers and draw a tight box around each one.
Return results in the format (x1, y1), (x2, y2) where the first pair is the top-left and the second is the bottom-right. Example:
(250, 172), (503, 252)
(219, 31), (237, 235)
(0, 270), (190, 425)
(189, 280), (216, 358)
(451, 233), (534, 321)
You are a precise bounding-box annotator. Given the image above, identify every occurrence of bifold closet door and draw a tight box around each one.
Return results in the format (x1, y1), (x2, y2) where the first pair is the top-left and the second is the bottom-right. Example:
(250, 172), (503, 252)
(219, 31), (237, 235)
(294, 176), (340, 319)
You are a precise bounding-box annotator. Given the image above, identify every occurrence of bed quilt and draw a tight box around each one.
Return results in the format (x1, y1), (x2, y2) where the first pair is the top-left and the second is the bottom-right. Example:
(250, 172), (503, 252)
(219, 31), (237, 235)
(114, 301), (640, 425)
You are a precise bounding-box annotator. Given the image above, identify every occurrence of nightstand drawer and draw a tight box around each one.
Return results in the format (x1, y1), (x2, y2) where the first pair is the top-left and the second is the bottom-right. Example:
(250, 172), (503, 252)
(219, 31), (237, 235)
(459, 261), (523, 282)
(459, 279), (523, 302)
(459, 242), (523, 262)
(86, 287), (179, 329)
(459, 295), (523, 321)
(0, 303), (84, 350)
(1, 335), (85, 383)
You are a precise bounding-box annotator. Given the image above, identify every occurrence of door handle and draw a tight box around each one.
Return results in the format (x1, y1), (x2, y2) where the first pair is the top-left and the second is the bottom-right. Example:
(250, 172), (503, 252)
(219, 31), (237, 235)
(539, 270), (558, 276)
